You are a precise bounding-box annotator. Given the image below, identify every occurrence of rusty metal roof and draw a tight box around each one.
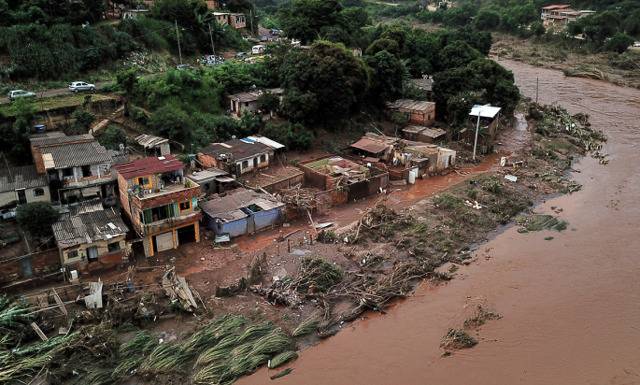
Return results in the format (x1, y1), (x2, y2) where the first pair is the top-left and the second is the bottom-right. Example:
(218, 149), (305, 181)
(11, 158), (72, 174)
(350, 137), (390, 155)
(114, 155), (183, 179)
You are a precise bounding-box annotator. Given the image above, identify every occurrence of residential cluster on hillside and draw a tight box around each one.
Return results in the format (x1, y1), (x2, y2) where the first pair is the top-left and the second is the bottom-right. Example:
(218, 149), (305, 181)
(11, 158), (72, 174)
(106, 0), (247, 29)
(0, 90), (503, 285)
(540, 4), (595, 32)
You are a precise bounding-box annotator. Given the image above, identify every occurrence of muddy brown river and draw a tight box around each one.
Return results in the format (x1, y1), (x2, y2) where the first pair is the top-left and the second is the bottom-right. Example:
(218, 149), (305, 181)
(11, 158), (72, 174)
(239, 60), (640, 385)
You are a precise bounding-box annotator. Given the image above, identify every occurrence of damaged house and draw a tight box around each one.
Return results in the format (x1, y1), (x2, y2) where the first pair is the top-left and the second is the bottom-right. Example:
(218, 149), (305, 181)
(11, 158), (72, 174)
(29, 132), (121, 204)
(201, 188), (285, 240)
(115, 155), (201, 257)
(186, 168), (235, 196)
(299, 156), (389, 203)
(349, 133), (456, 182)
(198, 138), (274, 177)
(401, 125), (446, 144)
(52, 201), (129, 274)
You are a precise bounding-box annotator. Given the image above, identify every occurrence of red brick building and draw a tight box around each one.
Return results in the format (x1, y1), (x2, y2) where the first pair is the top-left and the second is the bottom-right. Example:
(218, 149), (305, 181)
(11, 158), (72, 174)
(114, 155), (201, 257)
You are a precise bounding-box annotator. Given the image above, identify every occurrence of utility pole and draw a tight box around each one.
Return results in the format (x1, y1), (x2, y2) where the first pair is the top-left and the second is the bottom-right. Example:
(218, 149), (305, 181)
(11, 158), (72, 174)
(472, 112), (481, 162)
(175, 19), (183, 65)
(208, 23), (216, 56)
(535, 77), (539, 104)
(249, 9), (254, 34)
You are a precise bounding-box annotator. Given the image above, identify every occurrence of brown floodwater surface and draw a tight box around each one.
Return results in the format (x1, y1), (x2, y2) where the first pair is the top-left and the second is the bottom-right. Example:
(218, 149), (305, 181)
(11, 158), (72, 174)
(239, 60), (640, 385)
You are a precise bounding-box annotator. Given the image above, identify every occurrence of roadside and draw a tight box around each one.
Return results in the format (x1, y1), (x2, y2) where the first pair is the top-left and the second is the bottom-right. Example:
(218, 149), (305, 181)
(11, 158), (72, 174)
(0, 81), (113, 106)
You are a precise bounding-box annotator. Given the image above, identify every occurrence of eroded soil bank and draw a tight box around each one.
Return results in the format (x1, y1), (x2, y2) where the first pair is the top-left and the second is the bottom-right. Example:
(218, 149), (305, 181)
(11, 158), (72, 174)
(239, 60), (640, 385)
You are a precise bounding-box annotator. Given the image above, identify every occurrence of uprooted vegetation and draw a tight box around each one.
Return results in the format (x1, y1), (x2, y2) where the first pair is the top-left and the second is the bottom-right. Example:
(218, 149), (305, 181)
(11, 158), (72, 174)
(1, 102), (609, 384)
(0, 309), (295, 385)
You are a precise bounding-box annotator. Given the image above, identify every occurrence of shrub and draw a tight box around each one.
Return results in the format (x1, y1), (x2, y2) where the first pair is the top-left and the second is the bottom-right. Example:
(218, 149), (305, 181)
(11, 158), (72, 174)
(16, 202), (59, 238)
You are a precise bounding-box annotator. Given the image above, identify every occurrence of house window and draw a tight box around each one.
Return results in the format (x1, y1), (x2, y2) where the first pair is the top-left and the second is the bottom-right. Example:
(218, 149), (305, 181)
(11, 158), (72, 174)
(62, 168), (74, 177)
(179, 201), (191, 211)
(67, 250), (78, 260)
(242, 160), (249, 169)
(81, 165), (91, 177)
(260, 154), (266, 163)
(137, 177), (149, 187)
(108, 242), (121, 252)
(33, 188), (45, 197)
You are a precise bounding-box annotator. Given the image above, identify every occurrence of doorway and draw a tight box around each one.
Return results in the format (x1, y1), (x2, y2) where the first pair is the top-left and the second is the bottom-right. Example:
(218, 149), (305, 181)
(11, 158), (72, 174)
(17, 189), (27, 204)
(177, 225), (196, 245)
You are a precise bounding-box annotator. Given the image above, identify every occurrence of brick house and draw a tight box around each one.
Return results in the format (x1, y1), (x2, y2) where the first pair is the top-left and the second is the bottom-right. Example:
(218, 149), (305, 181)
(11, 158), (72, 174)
(29, 132), (121, 204)
(114, 155), (201, 257)
(212, 12), (246, 29)
(52, 201), (129, 274)
(386, 99), (436, 126)
(198, 138), (273, 177)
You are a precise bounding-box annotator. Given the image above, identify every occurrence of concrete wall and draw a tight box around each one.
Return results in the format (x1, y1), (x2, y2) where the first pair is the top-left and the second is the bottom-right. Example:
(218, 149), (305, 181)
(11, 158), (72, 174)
(0, 249), (61, 285)
(142, 220), (200, 257)
(0, 186), (51, 207)
(61, 236), (127, 265)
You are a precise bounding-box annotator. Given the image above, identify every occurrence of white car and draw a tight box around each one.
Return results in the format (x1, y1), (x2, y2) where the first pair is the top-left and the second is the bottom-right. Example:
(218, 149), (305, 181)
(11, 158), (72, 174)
(251, 45), (266, 55)
(0, 208), (16, 220)
(8, 90), (36, 101)
(68, 81), (96, 92)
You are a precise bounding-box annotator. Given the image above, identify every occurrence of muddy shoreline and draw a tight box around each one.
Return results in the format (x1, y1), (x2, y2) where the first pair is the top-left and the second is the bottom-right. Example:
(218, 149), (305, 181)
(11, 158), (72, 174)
(238, 60), (640, 385)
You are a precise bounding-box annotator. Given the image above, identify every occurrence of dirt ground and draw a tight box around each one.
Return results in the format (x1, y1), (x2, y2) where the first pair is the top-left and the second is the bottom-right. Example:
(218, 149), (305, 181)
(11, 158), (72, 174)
(491, 33), (640, 89)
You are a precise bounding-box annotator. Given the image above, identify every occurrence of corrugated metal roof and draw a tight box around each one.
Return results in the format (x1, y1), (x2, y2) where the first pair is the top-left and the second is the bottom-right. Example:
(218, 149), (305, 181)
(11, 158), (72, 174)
(114, 155), (183, 179)
(350, 138), (390, 154)
(53, 207), (128, 249)
(245, 135), (285, 150)
(200, 139), (272, 161)
(186, 168), (229, 183)
(201, 188), (283, 222)
(43, 141), (113, 169)
(30, 132), (94, 146)
(135, 134), (169, 148)
(469, 104), (502, 119)
(0, 165), (48, 192)
(387, 99), (435, 111)
(403, 125), (446, 138)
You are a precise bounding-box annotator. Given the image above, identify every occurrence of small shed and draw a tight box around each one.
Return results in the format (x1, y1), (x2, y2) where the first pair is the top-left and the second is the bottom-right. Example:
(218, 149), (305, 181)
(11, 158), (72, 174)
(402, 125), (446, 143)
(387, 99), (436, 126)
(135, 134), (171, 156)
(467, 104), (502, 153)
(200, 188), (284, 238)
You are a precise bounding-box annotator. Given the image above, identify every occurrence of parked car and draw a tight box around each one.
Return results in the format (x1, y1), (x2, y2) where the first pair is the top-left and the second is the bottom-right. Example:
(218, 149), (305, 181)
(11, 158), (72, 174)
(0, 207), (16, 221)
(68, 81), (96, 92)
(235, 52), (249, 59)
(7, 90), (36, 101)
(200, 55), (225, 66)
(251, 45), (266, 55)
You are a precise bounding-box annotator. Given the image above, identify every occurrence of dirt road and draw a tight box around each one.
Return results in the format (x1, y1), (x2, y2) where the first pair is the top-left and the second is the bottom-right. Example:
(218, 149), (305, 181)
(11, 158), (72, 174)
(239, 61), (640, 384)
(0, 81), (111, 105)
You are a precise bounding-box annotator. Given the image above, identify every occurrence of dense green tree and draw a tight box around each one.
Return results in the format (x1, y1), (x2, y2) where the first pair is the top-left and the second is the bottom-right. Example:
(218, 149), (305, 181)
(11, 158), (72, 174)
(0, 100), (35, 165)
(70, 109), (96, 134)
(96, 125), (129, 150)
(365, 38), (400, 57)
(437, 41), (482, 71)
(280, 41), (369, 125)
(604, 32), (634, 53)
(365, 50), (405, 104)
(262, 121), (314, 150)
(433, 58), (519, 122)
(16, 202), (59, 238)
(278, 0), (342, 44)
(474, 9), (501, 30)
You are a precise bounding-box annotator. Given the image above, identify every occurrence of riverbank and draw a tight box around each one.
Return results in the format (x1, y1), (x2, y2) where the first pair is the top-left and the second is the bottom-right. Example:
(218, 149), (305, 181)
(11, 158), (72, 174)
(238, 59), (640, 385)
(491, 33), (640, 89)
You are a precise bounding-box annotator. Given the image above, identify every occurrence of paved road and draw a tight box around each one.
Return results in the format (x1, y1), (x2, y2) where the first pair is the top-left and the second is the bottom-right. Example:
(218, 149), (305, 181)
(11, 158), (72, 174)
(1, 81), (112, 105)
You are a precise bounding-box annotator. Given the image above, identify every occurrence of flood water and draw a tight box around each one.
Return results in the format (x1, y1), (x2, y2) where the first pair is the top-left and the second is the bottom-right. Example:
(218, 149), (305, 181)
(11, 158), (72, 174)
(239, 60), (640, 385)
